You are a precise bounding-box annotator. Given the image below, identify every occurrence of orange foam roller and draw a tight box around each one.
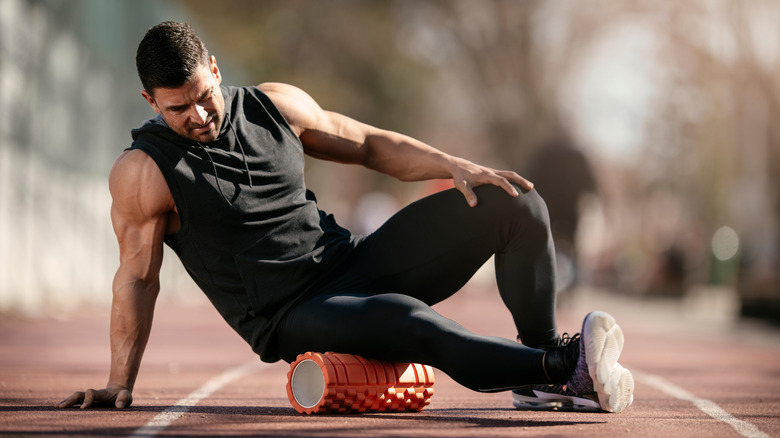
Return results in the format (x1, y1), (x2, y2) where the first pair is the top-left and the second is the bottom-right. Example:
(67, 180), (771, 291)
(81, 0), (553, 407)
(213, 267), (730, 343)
(286, 352), (435, 414)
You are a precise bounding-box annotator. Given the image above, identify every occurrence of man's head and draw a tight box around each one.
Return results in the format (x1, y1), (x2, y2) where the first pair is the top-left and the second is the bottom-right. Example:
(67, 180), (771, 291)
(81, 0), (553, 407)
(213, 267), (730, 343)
(137, 21), (225, 143)
(136, 21), (210, 93)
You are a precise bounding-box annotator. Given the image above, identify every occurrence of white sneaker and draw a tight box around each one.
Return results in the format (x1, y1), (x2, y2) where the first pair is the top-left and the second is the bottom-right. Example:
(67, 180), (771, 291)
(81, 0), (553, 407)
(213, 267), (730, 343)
(512, 313), (634, 413)
(567, 311), (634, 413)
(567, 311), (634, 412)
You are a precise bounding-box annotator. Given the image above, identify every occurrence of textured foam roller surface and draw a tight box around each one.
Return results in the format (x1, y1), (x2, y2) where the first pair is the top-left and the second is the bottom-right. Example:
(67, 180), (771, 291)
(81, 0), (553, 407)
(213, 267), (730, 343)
(286, 352), (435, 414)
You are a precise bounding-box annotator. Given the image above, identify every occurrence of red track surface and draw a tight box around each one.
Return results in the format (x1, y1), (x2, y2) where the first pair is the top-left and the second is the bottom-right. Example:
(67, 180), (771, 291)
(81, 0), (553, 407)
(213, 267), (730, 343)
(1, 287), (779, 437)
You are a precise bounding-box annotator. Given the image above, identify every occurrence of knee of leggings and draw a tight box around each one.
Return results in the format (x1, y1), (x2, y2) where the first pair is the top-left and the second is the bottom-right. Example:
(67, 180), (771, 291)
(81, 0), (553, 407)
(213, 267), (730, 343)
(514, 188), (551, 227)
(481, 186), (552, 238)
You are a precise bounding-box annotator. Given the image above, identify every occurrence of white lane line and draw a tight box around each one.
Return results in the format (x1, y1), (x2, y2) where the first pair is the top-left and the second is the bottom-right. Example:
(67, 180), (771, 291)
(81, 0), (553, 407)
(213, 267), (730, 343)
(633, 369), (771, 438)
(129, 360), (264, 438)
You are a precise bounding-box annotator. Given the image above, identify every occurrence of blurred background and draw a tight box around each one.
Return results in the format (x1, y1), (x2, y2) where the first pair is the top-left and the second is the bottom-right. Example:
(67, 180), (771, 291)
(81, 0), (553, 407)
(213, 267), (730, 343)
(1, 0), (778, 325)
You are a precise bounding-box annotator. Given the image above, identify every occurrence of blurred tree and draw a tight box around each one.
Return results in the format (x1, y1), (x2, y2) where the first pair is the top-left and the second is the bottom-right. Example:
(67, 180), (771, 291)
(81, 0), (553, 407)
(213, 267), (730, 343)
(396, 0), (552, 167)
(392, 0), (618, 169)
(654, 0), (780, 316)
(176, 0), (431, 134)
(575, 0), (780, 307)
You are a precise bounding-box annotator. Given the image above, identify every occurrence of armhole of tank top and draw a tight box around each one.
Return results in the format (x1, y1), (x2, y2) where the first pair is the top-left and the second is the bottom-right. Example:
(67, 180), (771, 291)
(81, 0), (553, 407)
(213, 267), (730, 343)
(251, 87), (302, 143)
(128, 143), (189, 241)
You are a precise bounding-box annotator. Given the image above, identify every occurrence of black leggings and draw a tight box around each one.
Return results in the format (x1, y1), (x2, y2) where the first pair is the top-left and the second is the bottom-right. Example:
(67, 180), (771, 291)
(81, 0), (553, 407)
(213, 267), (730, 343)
(275, 185), (559, 392)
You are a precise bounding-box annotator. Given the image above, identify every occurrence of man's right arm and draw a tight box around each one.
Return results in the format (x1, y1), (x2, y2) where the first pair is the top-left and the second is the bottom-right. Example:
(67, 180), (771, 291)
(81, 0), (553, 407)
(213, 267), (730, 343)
(57, 150), (174, 409)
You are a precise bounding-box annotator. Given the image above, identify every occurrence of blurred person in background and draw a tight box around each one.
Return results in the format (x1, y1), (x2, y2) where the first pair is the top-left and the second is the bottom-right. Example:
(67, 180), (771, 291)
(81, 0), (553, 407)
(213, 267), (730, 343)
(523, 134), (597, 298)
(56, 21), (633, 413)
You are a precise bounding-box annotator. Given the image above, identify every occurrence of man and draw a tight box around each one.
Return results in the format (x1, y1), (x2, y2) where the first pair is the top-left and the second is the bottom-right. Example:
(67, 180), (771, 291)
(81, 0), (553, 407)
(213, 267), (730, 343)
(57, 21), (633, 413)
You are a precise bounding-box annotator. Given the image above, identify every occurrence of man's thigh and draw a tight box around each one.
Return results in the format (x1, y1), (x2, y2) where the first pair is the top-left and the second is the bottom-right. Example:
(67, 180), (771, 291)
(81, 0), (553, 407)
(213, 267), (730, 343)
(274, 292), (442, 362)
(340, 186), (520, 304)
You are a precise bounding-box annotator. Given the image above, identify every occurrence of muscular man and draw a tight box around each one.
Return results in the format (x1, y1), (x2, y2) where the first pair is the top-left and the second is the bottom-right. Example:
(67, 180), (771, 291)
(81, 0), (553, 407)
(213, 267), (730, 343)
(57, 21), (633, 413)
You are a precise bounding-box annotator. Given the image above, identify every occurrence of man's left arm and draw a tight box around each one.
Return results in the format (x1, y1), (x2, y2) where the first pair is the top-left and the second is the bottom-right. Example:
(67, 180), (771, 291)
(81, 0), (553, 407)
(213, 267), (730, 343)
(260, 82), (533, 207)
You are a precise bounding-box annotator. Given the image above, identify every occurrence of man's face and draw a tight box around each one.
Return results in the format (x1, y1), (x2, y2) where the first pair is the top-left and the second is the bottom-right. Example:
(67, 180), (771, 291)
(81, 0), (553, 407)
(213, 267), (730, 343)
(142, 56), (225, 143)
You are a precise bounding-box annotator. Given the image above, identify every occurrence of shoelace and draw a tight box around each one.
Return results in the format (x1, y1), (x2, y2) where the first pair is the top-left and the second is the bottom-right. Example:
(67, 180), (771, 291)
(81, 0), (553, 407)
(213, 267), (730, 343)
(540, 332), (582, 383)
(559, 333), (581, 377)
(558, 332), (580, 347)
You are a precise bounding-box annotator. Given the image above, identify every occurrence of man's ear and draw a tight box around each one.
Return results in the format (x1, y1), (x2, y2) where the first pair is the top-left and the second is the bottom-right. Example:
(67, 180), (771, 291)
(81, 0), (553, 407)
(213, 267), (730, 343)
(209, 56), (222, 84)
(141, 90), (160, 114)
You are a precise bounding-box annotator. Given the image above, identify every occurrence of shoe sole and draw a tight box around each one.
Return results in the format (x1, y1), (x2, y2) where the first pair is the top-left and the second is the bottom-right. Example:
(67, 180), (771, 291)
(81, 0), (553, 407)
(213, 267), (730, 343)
(582, 311), (634, 413)
(513, 390), (601, 412)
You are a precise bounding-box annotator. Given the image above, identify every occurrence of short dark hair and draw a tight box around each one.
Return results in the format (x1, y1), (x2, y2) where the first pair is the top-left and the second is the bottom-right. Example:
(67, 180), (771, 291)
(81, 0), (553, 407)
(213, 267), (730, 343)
(136, 21), (210, 94)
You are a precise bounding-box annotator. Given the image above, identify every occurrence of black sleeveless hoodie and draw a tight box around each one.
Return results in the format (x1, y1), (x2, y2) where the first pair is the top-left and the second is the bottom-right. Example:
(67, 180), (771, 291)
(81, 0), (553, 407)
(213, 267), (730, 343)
(129, 86), (354, 362)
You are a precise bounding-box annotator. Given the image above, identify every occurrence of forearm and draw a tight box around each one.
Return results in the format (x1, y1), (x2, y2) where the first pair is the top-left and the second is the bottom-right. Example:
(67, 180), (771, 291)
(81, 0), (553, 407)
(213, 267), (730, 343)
(364, 127), (532, 208)
(294, 103), (531, 204)
(107, 274), (159, 390)
(298, 107), (461, 182)
(363, 129), (460, 182)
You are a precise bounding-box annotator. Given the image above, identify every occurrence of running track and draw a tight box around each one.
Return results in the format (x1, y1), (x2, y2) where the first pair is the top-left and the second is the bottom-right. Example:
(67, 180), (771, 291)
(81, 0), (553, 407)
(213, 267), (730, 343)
(1, 287), (778, 437)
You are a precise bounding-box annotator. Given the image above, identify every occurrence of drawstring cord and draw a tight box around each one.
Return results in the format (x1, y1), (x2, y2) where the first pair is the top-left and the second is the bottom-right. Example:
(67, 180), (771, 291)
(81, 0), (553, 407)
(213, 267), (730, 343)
(194, 114), (254, 206)
(227, 117), (253, 188)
